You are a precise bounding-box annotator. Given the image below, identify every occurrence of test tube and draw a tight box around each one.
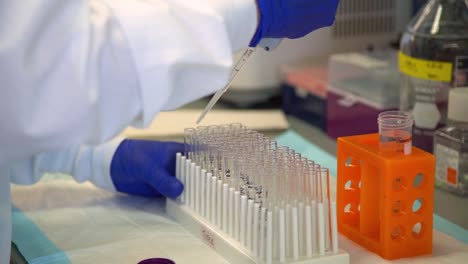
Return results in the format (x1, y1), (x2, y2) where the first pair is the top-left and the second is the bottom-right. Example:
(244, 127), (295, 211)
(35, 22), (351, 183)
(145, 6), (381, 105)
(195, 126), (208, 165)
(263, 152), (271, 206)
(258, 153), (268, 204)
(184, 128), (196, 160)
(377, 111), (414, 155)
(208, 143), (219, 178)
(222, 146), (235, 185)
(304, 160), (314, 257)
(293, 153), (302, 206)
(329, 177), (339, 254)
(315, 166), (326, 255)
(319, 167), (331, 253)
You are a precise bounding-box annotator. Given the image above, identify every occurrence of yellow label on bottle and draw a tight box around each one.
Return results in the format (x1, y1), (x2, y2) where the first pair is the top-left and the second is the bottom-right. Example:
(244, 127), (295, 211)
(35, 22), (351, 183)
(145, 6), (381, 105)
(399, 51), (453, 82)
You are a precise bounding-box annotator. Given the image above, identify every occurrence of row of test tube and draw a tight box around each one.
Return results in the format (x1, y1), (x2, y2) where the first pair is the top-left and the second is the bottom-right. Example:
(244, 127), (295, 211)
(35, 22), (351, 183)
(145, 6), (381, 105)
(175, 124), (339, 264)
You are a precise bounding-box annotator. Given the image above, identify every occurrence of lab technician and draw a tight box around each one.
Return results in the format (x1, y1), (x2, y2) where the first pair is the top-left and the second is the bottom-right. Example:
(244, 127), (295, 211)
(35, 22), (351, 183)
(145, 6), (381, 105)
(0, 0), (339, 262)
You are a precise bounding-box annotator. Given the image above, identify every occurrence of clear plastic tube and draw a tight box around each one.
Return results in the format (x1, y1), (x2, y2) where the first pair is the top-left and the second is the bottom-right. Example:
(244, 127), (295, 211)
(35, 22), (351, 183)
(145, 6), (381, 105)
(183, 128), (196, 160)
(378, 111), (414, 155)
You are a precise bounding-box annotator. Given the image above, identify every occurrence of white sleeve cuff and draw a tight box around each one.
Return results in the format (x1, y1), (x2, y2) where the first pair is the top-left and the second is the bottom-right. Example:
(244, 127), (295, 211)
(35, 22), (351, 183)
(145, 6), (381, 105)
(8, 137), (125, 191)
(68, 136), (125, 192)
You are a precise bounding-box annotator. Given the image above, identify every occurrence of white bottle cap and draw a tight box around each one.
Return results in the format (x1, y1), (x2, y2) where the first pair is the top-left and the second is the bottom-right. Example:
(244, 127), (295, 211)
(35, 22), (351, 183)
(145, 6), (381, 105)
(448, 88), (468, 123)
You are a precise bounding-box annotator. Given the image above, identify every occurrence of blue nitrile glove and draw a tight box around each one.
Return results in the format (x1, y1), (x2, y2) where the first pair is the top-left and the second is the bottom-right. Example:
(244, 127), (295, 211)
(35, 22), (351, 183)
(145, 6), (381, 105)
(250, 0), (340, 46)
(110, 139), (184, 199)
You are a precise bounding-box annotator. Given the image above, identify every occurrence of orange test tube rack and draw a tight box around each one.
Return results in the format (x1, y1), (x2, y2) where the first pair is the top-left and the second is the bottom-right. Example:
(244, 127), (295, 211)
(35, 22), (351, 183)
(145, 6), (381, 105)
(337, 133), (434, 260)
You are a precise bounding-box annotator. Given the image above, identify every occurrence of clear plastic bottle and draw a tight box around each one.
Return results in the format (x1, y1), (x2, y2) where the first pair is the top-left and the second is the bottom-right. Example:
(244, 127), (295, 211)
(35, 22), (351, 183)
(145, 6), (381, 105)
(434, 88), (468, 196)
(400, 0), (468, 153)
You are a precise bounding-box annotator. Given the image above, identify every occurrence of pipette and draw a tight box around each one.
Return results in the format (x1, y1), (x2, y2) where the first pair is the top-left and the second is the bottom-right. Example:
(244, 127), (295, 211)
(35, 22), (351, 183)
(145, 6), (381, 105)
(196, 48), (255, 124)
(196, 38), (282, 124)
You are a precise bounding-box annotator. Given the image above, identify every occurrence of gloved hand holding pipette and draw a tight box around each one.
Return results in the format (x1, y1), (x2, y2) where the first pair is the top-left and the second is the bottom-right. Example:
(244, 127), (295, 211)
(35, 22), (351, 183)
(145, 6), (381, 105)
(250, 0), (340, 46)
(197, 0), (340, 123)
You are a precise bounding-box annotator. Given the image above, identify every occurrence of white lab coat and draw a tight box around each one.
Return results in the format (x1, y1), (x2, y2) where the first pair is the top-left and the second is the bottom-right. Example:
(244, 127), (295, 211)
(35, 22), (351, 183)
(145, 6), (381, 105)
(0, 0), (257, 262)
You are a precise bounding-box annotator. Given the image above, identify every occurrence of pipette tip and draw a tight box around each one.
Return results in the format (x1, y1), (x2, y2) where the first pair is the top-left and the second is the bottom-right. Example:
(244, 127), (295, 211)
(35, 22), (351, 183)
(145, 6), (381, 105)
(195, 114), (204, 124)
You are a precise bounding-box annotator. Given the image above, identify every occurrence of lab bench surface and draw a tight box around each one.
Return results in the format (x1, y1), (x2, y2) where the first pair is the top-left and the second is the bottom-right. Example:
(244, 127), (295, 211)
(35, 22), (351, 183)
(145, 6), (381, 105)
(10, 96), (467, 263)
(11, 175), (466, 264)
(12, 99), (468, 263)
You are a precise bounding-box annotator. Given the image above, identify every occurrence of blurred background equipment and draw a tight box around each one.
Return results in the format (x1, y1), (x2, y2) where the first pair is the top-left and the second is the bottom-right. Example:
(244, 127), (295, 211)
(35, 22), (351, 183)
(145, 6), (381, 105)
(399, 0), (468, 153)
(222, 0), (413, 107)
(327, 50), (400, 138)
(280, 50), (401, 139)
(434, 88), (468, 196)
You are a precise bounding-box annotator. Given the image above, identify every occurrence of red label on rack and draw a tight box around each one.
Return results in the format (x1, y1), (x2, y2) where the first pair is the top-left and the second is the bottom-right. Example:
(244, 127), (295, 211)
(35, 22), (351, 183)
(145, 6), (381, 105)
(200, 226), (216, 249)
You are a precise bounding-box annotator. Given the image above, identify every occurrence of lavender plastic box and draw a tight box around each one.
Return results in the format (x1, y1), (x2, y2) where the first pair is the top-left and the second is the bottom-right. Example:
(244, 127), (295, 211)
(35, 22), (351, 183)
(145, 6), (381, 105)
(326, 51), (400, 138)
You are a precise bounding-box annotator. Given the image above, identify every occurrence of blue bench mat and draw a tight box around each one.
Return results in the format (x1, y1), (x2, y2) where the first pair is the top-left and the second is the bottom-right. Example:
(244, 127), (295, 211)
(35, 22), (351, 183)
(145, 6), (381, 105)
(12, 206), (71, 264)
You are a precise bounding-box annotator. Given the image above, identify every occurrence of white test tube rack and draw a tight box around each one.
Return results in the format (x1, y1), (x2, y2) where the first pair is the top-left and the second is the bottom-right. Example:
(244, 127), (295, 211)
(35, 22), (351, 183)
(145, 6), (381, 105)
(168, 153), (349, 264)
